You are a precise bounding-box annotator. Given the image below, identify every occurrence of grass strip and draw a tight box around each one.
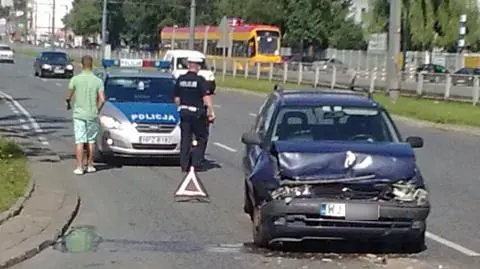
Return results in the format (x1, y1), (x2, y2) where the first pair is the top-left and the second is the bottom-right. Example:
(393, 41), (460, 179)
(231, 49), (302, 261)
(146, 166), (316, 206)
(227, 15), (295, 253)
(17, 47), (480, 127)
(0, 138), (30, 212)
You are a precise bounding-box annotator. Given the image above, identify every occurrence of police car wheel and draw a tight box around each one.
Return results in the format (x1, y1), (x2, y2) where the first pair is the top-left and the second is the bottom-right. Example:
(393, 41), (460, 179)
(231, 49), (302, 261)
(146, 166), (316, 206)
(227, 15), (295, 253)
(252, 205), (270, 248)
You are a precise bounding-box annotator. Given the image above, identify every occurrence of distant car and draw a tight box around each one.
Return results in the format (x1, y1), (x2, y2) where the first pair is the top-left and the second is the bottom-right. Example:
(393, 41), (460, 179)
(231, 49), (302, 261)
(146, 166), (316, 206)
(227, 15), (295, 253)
(162, 49), (216, 94)
(415, 63), (449, 83)
(33, 51), (74, 78)
(241, 86), (430, 252)
(451, 67), (480, 86)
(0, 44), (15, 63)
(93, 58), (181, 164)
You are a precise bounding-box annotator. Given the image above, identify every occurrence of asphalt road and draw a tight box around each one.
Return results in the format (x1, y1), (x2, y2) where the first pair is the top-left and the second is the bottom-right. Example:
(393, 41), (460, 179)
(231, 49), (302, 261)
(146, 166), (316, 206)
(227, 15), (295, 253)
(1, 55), (480, 269)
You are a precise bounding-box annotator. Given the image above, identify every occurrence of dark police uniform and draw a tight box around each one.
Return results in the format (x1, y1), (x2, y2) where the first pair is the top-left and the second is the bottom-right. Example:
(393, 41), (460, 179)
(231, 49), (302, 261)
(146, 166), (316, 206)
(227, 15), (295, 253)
(174, 69), (211, 172)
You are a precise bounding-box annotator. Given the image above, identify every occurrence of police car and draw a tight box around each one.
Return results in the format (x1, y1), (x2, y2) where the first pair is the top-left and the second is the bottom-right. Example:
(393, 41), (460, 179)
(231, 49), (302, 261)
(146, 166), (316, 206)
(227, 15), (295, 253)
(93, 58), (181, 163)
(162, 49), (216, 94)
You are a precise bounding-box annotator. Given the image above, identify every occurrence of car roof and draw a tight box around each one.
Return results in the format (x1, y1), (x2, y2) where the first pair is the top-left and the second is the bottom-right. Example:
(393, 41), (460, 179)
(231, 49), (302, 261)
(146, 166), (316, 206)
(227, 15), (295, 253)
(165, 49), (206, 58)
(273, 88), (381, 108)
(40, 50), (67, 54)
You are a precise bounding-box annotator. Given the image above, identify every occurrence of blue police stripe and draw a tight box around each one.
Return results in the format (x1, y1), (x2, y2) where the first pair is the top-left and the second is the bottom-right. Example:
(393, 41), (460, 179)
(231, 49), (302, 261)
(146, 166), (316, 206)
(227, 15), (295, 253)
(112, 102), (180, 124)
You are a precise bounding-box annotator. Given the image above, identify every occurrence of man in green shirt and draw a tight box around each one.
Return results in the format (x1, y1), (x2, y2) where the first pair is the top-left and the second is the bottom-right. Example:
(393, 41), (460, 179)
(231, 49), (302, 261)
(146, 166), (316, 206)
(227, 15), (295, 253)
(65, 55), (105, 175)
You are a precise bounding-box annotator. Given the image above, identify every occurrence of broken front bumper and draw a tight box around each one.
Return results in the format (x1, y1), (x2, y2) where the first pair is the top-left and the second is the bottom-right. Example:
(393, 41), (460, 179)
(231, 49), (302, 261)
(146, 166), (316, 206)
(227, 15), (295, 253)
(261, 198), (430, 244)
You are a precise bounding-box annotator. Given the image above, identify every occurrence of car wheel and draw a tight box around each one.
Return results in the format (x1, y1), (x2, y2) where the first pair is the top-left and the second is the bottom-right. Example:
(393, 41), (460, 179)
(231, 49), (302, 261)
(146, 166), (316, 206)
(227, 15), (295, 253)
(401, 232), (426, 253)
(39, 70), (44, 78)
(252, 204), (270, 248)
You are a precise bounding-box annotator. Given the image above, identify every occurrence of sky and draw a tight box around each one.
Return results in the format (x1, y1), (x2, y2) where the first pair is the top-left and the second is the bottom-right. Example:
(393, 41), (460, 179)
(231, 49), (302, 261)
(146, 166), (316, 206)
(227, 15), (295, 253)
(33, 0), (72, 35)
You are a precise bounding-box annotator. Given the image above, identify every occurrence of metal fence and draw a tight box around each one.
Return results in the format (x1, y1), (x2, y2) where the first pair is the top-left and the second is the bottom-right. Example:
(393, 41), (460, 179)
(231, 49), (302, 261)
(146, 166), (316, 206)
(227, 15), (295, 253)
(10, 43), (480, 105)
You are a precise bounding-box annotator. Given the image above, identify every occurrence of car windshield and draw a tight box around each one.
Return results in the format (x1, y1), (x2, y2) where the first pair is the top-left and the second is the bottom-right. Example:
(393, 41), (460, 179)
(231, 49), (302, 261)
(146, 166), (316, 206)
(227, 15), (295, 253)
(176, 57), (209, 70)
(271, 105), (398, 142)
(41, 52), (68, 63)
(0, 46), (11, 51)
(257, 30), (279, 55)
(105, 76), (175, 103)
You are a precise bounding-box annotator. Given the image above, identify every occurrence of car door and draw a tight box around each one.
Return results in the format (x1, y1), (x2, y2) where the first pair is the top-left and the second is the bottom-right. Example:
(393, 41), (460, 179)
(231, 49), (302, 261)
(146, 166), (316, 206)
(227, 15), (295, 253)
(243, 95), (276, 178)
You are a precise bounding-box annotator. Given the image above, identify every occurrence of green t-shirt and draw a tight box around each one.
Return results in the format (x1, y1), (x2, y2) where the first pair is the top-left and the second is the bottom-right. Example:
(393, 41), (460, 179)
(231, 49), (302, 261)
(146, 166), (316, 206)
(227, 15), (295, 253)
(68, 70), (104, 121)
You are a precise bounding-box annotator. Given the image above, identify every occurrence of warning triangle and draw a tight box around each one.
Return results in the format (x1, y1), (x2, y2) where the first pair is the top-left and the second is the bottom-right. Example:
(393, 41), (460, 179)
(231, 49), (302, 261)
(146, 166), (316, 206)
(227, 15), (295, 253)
(174, 167), (210, 203)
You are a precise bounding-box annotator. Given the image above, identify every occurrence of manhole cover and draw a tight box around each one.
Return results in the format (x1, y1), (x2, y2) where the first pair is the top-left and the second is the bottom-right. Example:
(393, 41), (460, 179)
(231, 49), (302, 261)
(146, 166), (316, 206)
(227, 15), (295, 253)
(53, 225), (102, 253)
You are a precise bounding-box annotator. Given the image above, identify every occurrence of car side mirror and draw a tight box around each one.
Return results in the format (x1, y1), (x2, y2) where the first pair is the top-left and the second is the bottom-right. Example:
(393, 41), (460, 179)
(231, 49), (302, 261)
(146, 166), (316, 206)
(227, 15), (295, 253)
(406, 136), (423, 148)
(241, 131), (262, 145)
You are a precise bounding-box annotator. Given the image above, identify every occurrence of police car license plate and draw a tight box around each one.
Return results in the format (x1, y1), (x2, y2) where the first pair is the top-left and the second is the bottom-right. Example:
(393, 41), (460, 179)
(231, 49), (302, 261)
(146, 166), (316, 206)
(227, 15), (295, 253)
(139, 136), (172, 144)
(320, 203), (345, 217)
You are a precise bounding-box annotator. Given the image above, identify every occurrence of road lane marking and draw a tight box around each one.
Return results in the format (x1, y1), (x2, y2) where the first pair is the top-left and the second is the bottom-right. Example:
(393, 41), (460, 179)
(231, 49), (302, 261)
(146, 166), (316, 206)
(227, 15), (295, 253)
(213, 104), (221, 108)
(21, 124), (29, 130)
(248, 113), (256, 117)
(19, 119), (26, 123)
(426, 231), (480, 256)
(0, 91), (48, 146)
(55, 82), (62, 87)
(213, 142), (237, 152)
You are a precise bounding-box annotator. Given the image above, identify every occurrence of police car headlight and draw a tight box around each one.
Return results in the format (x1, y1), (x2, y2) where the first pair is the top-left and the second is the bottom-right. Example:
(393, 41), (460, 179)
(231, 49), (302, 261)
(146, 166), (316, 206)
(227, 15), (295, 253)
(66, 64), (73, 70)
(42, 64), (51, 69)
(100, 116), (122, 129)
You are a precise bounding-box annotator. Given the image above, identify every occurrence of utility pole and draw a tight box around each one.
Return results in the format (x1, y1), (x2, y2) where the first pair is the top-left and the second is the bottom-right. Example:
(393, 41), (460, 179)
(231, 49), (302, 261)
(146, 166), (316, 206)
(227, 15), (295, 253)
(386, 0), (401, 103)
(188, 0), (196, 50)
(51, 0), (55, 49)
(63, 5), (68, 48)
(101, 0), (107, 59)
(33, 1), (37, 45)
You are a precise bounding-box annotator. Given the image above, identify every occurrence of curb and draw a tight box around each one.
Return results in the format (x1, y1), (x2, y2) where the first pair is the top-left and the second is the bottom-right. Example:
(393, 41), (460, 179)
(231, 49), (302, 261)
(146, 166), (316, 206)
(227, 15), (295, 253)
(0, 194), (81, 269)
(219, 86), (480, 137)
(0, 179), (35, 226)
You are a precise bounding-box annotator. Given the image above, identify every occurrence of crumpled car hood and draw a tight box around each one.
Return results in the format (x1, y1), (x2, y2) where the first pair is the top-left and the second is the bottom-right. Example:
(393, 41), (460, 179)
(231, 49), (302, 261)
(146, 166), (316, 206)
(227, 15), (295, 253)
(273, 140), (416, 181)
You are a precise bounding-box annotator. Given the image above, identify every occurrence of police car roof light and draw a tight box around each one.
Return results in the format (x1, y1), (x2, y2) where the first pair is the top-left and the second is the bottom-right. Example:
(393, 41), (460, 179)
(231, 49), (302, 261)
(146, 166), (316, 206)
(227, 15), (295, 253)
(101, 58), (170, 70)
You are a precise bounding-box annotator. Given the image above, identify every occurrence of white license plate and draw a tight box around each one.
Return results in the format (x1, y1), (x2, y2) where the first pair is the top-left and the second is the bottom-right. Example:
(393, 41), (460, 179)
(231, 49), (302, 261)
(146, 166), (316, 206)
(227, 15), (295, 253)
(320, 203), (345, 217)
(54, 69), (65, 74)
(139, 136), (172, 144)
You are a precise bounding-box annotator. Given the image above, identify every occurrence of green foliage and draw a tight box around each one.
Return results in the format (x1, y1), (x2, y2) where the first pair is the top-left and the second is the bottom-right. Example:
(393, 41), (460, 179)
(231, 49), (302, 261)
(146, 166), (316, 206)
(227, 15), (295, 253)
(62, 0), (366, 50)
(63, 0), (101, 37)
(366, 0), (480, 52)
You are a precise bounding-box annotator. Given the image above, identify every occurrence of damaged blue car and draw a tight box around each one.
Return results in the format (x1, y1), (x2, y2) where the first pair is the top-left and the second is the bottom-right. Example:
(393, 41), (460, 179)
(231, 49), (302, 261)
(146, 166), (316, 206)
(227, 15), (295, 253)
(241, 86), (430, 252)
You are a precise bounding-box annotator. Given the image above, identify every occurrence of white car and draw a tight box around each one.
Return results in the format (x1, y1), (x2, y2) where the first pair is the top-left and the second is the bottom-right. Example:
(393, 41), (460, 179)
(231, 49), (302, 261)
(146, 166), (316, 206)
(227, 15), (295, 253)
(162, 49), (216, 94)
(0, 44), (14, 63)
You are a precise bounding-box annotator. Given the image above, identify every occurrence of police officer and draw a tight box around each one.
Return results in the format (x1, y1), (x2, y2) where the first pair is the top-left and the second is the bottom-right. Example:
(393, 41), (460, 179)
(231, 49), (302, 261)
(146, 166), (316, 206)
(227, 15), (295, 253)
(174, 56), (216, 173)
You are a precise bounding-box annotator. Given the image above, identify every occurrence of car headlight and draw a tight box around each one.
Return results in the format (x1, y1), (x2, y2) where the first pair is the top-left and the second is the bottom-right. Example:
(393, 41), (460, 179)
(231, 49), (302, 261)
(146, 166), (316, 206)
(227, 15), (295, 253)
(100, 116), (122, 129)
(66, 64), (73, 70)
(42, 64), (51, 69)
(271, 185), (312, 200)
(392, 181), (429, 206)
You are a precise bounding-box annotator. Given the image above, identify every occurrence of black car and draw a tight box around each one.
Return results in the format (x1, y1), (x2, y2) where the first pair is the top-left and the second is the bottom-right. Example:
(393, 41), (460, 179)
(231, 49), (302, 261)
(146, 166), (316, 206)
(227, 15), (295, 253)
(241, 86), (430, 252)
(451, 67), (480, 86)
(33, 51), (74, 78)
(415, 63), (449, 83)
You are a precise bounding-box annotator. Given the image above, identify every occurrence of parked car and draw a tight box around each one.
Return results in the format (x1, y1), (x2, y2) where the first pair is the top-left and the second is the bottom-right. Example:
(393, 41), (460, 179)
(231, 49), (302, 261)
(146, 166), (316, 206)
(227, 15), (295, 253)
(415, 63), (449, 83)
(451, 67), (480, 86)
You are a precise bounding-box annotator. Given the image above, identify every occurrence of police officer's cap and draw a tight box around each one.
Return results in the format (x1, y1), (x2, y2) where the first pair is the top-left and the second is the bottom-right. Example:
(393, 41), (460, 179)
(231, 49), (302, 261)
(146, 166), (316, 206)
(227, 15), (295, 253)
(187, 57), (203, 63)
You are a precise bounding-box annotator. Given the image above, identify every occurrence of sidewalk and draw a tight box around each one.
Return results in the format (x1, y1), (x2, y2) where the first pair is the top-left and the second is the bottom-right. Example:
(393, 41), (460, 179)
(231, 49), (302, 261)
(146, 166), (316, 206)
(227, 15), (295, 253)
(0, 127), (80, 268)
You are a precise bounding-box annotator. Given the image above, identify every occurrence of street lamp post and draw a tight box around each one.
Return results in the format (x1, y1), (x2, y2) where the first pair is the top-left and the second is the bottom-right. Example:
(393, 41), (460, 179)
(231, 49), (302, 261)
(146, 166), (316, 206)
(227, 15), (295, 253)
(188, 0), (196, 50)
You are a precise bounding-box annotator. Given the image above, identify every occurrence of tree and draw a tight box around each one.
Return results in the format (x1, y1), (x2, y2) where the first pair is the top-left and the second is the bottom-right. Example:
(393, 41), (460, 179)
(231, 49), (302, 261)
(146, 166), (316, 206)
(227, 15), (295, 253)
(408, 0), (435, 50)
(63, 0), (101, 36)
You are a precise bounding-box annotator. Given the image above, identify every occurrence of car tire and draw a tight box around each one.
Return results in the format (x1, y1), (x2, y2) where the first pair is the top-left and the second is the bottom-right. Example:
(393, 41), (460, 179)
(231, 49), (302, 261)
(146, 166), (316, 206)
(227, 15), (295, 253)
(34, 70), (38, 76)
(252, 205), (270, 248)
(401, 232), (426, 253)
(93, 148), (117, 165)
(39, 71), (44, 78)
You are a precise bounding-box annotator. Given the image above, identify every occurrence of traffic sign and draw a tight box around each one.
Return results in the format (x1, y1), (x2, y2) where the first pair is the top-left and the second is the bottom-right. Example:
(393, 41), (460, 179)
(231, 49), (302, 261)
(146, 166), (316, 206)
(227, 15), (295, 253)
(217, 16), (230, 48)
(174, 167), (210, 203)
